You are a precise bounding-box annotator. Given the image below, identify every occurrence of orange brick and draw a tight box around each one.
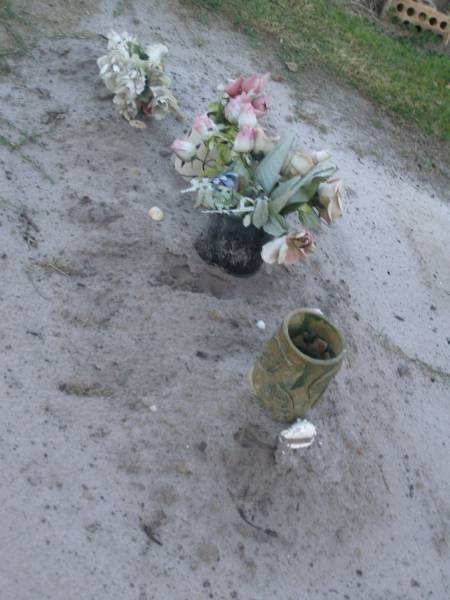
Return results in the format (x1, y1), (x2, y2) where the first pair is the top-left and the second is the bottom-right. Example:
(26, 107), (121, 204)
(382, 0), (450, 44)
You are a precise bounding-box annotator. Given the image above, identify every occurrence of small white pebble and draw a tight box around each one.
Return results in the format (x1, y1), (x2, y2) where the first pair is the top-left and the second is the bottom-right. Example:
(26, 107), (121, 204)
(256, 320), (266, 331)
(149, 206), (164, 221)
(150, 404), (157, 412)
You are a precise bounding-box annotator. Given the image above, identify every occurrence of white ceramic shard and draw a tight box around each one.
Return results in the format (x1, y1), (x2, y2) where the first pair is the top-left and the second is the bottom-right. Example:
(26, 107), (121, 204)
(279, 419), (317, 450)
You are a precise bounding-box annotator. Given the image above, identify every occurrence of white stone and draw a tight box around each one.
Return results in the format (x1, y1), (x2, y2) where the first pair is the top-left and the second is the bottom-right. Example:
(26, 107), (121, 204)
(149, 206), (164, 221)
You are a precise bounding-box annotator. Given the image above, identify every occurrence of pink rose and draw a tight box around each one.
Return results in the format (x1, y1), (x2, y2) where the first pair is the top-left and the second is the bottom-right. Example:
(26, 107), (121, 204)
(225, 75), (244, 98)
(238, 103), (258, 128)
(233, 125), (257, 153)
(252, 95), (268, 117)
(241, 73), (270, 94)
(224, 94), (251, 123)
(171, 139), (197, 162)
(192, 115), (217, 140)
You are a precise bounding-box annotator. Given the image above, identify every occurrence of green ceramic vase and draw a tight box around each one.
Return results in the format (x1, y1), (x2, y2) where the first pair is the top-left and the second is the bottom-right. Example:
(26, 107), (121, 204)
(249, 309), (346, 422)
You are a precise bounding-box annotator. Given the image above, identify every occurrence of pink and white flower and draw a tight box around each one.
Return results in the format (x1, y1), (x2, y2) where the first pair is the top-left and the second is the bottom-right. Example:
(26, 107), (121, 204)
(192, 115), (217, 140)
(171, 139), (197, 162)
(261, 231), (314, 265)
(233, 125), (257, 153)
(238, 103), (258, 128)
(241, 73), (270, 95)
(254, 128), (279, 154)
(252, 95), (268, 117)
(225, 75), (244, 98)
(224, 94), (251, 123)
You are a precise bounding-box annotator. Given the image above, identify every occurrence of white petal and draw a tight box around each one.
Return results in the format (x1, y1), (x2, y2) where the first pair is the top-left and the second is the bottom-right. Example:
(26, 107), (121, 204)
(261, 237), (285, 264)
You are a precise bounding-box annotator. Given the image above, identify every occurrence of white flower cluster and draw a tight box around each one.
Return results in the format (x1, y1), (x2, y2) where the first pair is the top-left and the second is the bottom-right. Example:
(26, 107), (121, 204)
(97, 30), (178, 125)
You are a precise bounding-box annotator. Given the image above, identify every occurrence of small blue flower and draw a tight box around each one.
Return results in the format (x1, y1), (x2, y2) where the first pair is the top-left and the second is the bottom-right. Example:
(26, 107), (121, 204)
(210, 172), (239, 191)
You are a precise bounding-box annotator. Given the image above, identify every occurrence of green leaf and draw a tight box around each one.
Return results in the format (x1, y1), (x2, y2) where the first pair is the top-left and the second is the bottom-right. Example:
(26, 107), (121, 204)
(300, 162), (337, 192)
(280, 189), (311, 213)
(298, 204), (320, 229)
(128, 42), (148, 60)
(252, 198), (269, 229)
(233, 159), (251, 190)
(243, 213), (252, 228)
(208, 102), (221, 113)
(270, 175), (303, 212)
(283, 162), (337, 211)
(215, 142), (232, 167)
(263, 214), (288, 236)
(255, 132), (295, 194)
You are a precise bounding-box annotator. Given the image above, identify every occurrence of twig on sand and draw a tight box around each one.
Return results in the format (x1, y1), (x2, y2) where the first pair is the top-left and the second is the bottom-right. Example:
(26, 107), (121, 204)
(139, 519), (163, 546)
(377, 463), (392, 494)
(19, 209), (39, 233)
(40, 262), (69, 277)
(34, 260), (80, 277)
(237, 506), (279, 538)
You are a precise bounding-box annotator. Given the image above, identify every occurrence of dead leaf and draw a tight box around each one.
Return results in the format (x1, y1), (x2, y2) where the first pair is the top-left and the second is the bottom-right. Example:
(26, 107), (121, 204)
(286, 62), (298, 73)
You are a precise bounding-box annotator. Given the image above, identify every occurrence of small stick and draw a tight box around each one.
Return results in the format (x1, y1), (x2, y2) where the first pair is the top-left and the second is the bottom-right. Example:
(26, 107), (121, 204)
(47, 263), (70, 277)
(237, 507), (278, 538)
(140, 521), (163, 546)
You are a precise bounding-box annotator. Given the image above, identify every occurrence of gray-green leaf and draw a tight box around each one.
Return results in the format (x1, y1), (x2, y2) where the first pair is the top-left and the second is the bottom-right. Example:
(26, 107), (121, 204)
(263, 214), (289, 236)
(283, 162), (337, 210)
(269, 175), (303, 212)
(255, 132), (295, 194)
(252, 198), (270, 229)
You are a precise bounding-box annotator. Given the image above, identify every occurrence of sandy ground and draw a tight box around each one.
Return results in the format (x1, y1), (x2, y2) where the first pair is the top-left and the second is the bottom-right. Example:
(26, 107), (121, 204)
(0, 1), (449, 599)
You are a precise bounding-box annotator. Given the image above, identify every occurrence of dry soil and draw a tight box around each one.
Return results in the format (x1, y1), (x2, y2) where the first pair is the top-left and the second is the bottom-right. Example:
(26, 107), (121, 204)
(0, 1), (449, 599)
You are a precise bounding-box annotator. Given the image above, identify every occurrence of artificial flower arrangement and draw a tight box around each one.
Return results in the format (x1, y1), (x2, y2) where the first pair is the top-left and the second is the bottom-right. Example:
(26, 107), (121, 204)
(171, 73), (344, 271)
(97, 30), (178, 127)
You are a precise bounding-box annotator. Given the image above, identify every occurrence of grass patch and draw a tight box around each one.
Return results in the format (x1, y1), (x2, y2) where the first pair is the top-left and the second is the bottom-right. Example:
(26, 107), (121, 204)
(0, 0), (35, 68)
(113, 0), (133, 18)
(194, 0), (450, 140)
(0, 129), (54, 183)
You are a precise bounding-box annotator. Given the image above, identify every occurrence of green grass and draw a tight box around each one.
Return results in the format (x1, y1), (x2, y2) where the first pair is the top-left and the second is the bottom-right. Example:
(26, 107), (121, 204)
(0, 130), (54, 183)
(194, 0), (450, 140)
(113, 0), (131, 17)
(0, 0), (35, 68)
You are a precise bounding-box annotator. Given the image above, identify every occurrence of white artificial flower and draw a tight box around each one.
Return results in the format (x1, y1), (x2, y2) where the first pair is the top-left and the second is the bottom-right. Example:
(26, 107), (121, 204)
(98, 31), (177, 123)
(261, 231), (314, 265)
(148, 68), (171, 88)
(97, 51), (130, 93)
(113, 92), (139, 120)
(149, 87), (178, 120)
(254, 127), (279, 154)
(283, 149), (332, 177)
(107, 30), (138, 53)
(145, 43), (169, 68)
(317, 179), (344, 224)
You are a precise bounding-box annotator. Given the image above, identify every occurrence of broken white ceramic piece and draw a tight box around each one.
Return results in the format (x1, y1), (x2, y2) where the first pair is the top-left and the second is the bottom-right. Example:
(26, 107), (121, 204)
(279, 419), (317, 450)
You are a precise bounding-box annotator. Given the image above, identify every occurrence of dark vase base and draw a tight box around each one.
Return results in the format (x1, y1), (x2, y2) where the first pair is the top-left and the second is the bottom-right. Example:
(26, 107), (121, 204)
(195, 214), (268, 277)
